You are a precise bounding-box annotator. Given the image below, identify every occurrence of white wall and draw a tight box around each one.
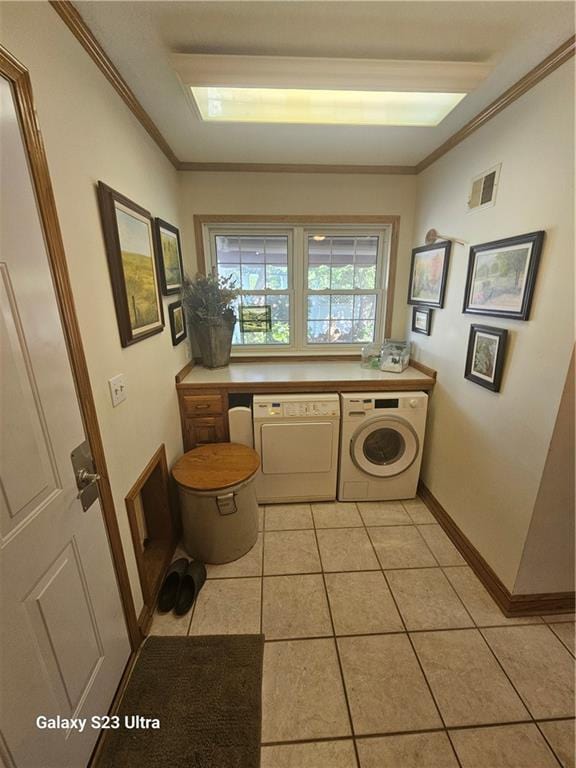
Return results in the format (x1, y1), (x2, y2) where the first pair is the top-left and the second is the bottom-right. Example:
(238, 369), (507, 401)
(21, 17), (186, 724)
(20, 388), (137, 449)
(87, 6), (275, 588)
(409, 61), (574, 593)
(3, 1), (190, 615)
(179, 171), (417, 338)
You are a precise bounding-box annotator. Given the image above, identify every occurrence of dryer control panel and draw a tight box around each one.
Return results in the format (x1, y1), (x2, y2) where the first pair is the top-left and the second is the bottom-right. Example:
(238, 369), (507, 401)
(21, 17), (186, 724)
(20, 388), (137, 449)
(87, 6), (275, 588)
(254, 394), (340, 419)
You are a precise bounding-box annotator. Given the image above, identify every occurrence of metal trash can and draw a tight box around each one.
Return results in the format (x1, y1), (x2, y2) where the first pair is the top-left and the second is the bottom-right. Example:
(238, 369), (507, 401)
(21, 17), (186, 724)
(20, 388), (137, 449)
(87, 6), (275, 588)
(172, 443), (260, 564)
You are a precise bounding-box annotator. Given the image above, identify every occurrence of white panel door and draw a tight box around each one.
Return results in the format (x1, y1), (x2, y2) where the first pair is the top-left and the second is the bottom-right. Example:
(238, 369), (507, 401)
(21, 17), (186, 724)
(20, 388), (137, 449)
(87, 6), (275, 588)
(0, 75), (130, 767)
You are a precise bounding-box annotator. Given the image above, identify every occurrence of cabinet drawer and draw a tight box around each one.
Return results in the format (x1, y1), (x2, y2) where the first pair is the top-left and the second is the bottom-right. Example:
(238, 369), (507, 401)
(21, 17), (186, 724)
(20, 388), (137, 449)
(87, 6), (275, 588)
(182, 394), (223, 416)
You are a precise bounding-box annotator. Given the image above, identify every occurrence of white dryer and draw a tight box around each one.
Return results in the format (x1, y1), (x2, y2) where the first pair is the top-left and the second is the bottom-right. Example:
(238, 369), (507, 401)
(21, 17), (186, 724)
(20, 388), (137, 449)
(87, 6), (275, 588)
(253, 394), (340, 503)
(338, 391), (428, 501)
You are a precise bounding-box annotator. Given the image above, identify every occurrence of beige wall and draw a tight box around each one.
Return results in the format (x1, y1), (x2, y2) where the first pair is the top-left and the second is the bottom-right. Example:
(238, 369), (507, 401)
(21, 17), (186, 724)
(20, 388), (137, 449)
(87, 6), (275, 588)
(3, 1), (189, 614)
(179, 171), (417, 339)
(409, 62), (574, 593)
(514, 352), (575, 594)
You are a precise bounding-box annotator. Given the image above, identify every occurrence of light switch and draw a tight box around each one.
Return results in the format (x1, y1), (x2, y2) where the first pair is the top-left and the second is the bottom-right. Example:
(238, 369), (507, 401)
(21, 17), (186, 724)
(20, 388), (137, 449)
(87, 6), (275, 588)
(108, 374), (127, 407)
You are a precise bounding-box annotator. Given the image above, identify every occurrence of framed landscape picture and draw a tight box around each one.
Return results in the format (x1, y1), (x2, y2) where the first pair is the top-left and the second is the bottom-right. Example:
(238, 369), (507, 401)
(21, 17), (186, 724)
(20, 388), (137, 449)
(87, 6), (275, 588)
(168, 301), (187, 346)
(465, 324), (508, 392)
(407, 241), (451, 308)
(412, 306), (432, 335)
(239, 305), (272, 333)
(97, 182), (164, 347)
(154, 218), (184, 295)
(463, 231), (544, 320)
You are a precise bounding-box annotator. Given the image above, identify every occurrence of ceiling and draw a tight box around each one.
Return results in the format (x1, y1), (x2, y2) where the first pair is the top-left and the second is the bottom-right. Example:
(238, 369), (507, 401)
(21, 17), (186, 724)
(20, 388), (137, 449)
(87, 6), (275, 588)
(76, 1), (574, 166)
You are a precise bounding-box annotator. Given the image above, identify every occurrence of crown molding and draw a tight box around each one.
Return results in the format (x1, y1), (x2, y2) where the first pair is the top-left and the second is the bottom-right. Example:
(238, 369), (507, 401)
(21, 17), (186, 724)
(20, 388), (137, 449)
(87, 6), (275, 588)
(416, 35), (575, 173)
(50, 3), (574, 177)
(49, 0), (179, 168)
(177, 161), (416, 174)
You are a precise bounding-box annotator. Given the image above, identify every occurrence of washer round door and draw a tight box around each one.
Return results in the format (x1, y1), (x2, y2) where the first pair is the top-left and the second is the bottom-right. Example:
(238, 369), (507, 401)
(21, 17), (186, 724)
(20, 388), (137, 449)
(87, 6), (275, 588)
(350, 416), (419, 477)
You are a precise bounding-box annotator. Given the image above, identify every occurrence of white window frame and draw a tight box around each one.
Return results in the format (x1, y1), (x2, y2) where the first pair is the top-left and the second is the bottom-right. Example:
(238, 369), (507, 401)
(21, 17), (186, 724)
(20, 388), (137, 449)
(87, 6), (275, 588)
(204, 221), (391, 356)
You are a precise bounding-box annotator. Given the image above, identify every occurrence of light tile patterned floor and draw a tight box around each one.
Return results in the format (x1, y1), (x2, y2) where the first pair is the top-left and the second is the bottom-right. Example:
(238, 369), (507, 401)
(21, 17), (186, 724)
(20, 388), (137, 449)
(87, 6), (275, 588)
(149, 497), (576, 768)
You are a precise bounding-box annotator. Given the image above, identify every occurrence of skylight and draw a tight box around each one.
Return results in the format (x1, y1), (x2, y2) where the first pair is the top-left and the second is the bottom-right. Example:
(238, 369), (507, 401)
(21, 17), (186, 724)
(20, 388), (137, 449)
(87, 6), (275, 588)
(190, 87), (466, 126)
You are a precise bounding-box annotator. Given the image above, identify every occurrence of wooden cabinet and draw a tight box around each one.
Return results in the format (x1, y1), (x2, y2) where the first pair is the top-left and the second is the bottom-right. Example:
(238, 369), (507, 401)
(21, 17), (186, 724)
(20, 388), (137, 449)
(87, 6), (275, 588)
(184, 415), (227, 449)
(179, 389), (228, 451)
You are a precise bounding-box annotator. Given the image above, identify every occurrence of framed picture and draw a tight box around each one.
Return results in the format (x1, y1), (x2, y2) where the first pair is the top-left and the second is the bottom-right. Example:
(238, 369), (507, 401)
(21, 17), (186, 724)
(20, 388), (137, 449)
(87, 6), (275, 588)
(168, 301), (187, 346)
(465, 324), (508, 392)
(407, 241), (451, 308)
(154, 218), (184, 295)
(463, 231), (544, 320)
(412, 306), (432, 335)
(239, 305), (272, 333)
(97, 182), (164, 347)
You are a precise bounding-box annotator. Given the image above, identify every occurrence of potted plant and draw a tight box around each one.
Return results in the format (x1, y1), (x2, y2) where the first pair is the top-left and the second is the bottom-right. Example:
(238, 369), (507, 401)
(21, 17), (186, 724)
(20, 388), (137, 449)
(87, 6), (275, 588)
(182, 271), (240, 368)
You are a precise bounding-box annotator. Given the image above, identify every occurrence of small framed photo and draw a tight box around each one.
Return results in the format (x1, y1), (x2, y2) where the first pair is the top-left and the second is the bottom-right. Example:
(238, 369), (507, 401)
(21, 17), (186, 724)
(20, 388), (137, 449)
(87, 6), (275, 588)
(97, 182), (164, 347)
(239, 305), (272, 333)
(463, 231), (544, 320)
(407, 241), (451, 308)
(412, 306), (432, 335)
(154, 218), (184, 295)
(465, 324), (508, 392)
(168, 301), (187, 346)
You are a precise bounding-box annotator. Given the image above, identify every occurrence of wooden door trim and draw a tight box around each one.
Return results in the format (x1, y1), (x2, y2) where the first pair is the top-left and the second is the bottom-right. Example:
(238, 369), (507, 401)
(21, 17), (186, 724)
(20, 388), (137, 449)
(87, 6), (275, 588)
(0, 45), (142, 650)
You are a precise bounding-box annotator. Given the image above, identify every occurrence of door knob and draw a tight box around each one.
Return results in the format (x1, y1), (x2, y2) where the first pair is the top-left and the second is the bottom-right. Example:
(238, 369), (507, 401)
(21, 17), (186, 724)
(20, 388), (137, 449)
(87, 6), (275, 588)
(76, 468), (101, 498)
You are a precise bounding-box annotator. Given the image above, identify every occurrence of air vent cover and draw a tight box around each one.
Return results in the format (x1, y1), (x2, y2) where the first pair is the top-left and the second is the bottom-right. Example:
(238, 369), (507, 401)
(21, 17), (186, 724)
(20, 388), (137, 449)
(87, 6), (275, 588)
(468, 164), (501, 211)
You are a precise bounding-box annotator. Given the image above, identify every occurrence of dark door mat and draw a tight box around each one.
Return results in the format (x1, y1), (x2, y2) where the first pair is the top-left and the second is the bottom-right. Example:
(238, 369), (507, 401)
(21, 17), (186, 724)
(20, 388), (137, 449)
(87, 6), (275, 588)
(96, 634), (264, 768)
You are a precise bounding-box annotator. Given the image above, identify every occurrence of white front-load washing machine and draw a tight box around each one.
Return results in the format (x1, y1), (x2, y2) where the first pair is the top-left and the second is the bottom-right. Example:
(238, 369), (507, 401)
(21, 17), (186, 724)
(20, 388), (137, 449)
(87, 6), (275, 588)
(338, 391), (428, 501)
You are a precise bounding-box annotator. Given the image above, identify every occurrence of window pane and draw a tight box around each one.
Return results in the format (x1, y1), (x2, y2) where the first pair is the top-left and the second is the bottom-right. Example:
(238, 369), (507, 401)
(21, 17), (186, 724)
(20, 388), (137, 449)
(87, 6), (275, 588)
(352, 320), (376, 342)
(266, 264), (288, 290)
(354, 265), (377, 289)
(241, 264), (265, 290)
(308, 265), (330, 290)
(307, 234), (379, 291)
(306, 293), (377, 344)
(331, 294), (354, 319)
(331, 264), (354, 289)
(215, 236), (240, 265)
(308, 294), (331, 320)
(232, 294), (290, 346)
(216, 235), (288, 279)
(353, 294), (377, 320)
(307, 320), (330, 343)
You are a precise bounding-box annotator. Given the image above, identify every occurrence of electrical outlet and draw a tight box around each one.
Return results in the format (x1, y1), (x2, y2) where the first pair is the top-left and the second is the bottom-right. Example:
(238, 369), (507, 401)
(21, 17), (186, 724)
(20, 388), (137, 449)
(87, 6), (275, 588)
(108, 374), (127, 407)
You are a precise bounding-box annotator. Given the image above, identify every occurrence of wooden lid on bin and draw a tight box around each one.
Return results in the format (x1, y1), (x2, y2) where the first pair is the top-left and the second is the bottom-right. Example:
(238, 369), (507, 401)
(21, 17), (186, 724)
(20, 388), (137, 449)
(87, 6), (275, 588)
(172, 443), (260, 492)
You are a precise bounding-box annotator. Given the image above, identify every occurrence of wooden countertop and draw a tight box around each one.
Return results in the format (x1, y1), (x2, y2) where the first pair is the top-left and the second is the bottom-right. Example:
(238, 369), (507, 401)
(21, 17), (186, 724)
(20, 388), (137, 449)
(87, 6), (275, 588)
(177, 359), (436, 393)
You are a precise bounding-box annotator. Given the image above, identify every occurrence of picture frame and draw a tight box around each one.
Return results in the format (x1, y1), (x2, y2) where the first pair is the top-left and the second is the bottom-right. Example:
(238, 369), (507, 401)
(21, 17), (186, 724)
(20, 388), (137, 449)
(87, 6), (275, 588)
(463, 231), (544, 320)
(407, 241), (451, 308)
(239, 305), (272, 333)
(464, 324), (508, 392)
(412, 306), (432, 335)
(97, 182), (164, 347)
(168, 301), (187, 346)
(154, 218), (184, 295)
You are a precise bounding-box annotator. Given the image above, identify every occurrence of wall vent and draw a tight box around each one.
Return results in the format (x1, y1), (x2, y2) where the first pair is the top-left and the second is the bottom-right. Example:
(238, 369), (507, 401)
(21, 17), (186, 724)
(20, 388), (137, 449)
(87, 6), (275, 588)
(468, 163), (501, 212)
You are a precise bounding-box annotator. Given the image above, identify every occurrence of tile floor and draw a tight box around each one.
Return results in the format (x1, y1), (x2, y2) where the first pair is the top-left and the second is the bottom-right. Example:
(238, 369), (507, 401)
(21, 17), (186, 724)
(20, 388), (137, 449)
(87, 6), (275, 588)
(150, 497), (576, 768)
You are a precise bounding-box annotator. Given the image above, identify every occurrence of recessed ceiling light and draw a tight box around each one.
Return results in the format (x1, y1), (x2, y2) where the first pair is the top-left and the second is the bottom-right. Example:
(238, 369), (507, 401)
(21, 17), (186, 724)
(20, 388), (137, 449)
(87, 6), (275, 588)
(191, 86), (465, 126)
(173, 53), (490, 127)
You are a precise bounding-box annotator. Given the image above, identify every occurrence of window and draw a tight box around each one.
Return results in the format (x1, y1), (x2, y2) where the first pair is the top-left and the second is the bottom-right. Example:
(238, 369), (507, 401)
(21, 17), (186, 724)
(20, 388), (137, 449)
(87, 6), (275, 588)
(207, 221), (391, 354)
